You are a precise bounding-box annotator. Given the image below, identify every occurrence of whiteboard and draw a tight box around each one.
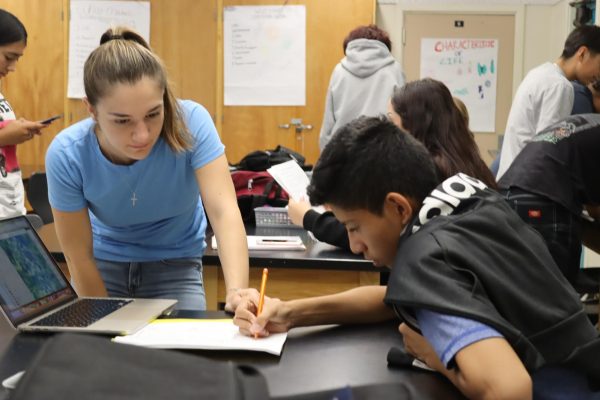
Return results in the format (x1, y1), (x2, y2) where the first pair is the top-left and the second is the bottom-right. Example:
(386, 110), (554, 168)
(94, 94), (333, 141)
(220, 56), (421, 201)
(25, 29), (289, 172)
(68, 1), (151, 99)
(224, 5), (306, 106)
(420, 38), (499, 133)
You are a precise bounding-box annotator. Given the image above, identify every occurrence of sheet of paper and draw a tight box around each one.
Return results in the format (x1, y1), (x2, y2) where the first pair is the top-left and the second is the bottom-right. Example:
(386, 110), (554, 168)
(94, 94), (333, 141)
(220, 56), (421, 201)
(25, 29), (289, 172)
(420, 38), (498, 132)
(224, 5), (306, 105)
(212, 235), (306, 251)
(68, 1), (151, 98)
(113, 319), (287, 356)
(267, 160), (310, 201)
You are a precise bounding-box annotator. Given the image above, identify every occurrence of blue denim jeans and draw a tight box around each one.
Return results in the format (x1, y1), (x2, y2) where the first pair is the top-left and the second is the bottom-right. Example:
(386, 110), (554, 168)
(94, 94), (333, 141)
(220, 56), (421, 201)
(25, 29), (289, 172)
(95, 257), (206, 311)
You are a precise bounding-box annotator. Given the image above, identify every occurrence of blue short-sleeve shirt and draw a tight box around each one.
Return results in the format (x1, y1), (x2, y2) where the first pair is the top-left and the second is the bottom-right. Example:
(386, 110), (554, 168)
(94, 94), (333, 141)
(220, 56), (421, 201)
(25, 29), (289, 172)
(46, 100), (224, 261)
(415, 309), (598, 399)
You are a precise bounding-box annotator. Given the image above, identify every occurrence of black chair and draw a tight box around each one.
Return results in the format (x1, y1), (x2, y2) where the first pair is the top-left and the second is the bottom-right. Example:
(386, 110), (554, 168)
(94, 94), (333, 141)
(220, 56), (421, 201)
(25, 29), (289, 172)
(27, 172), (53, 224)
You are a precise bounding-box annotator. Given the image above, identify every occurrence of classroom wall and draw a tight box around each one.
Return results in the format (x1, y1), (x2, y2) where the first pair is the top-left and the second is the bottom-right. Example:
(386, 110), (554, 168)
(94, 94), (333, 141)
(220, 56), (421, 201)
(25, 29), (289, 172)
(376, 0), (574, 98)
(0, 0), (592, 174)
(522, 0), (572, 74)
(0, 0), (218, 176)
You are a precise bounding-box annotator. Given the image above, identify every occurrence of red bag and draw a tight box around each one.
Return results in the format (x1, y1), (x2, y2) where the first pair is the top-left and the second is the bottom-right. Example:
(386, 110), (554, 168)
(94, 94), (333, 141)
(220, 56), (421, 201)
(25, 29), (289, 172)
(231, 170), (289, 224)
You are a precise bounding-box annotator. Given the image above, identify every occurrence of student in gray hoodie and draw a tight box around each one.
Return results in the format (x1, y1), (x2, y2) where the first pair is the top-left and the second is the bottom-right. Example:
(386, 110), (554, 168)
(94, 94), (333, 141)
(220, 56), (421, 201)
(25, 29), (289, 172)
(318, 25), (405, 150)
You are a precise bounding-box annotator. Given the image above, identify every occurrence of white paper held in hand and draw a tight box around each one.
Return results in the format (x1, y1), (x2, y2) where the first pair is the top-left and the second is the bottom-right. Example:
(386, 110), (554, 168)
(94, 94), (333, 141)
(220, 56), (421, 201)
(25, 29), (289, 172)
(267, 160), (310, 200)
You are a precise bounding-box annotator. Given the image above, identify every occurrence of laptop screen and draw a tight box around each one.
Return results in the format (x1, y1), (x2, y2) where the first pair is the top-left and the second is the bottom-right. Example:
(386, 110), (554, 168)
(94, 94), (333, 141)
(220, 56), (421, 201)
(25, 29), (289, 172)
(0, 217), (76, 326)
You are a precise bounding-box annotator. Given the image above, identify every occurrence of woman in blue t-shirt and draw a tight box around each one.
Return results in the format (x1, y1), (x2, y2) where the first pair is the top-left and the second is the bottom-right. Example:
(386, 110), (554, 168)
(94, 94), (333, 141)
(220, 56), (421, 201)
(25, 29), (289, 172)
(46, 27), (249, 311)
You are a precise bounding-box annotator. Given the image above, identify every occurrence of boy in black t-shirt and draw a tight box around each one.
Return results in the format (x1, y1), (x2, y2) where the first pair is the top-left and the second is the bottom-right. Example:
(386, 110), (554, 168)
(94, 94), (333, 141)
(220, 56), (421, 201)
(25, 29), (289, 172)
(498, 114), (600, 292)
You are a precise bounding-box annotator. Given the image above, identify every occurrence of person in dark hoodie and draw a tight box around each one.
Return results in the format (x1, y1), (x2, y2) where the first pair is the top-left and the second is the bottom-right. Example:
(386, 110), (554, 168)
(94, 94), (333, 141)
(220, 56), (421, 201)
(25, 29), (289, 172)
(318, 24), (404, 150)
(235, 116), (600, 399)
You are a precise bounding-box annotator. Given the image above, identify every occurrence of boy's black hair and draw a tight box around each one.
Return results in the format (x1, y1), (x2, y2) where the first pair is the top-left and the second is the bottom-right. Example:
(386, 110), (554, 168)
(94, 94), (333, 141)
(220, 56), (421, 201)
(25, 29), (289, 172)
(0, 9), (27, 46)
(308, 116), (439, 215)
(561, 25), (600, 58)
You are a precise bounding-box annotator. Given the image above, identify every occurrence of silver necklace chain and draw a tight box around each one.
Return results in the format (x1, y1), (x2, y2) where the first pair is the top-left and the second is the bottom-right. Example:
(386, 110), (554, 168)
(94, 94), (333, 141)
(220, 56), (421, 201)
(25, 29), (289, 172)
(97, 128), (142, 207)
(110, 160), (141, 207)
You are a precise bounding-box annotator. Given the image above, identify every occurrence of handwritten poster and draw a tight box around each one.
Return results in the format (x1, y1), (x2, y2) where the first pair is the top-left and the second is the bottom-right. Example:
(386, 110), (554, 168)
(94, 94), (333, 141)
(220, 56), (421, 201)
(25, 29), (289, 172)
(224, 5), (306, 106)
(68, 1), (150, 98)
(420, 38), (499, 132)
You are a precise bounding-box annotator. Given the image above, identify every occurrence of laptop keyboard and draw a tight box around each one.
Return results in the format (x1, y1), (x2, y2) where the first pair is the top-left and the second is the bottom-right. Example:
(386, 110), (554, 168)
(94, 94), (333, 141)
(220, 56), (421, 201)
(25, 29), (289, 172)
(31, 299), (132, 328)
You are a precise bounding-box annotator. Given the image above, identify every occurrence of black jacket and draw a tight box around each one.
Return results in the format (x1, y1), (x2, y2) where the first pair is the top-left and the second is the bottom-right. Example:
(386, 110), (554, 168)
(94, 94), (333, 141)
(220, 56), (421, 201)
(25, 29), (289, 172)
(303, 210), (350, 250)
(384, 174), (600, 387)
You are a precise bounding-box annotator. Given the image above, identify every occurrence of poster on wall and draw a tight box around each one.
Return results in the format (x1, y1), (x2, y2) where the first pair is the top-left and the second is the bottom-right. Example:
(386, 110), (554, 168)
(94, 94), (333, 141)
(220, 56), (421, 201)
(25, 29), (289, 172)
(224, 5), (306, 106)
(420, 38), (498, 133)
(67, 1), (151, 99)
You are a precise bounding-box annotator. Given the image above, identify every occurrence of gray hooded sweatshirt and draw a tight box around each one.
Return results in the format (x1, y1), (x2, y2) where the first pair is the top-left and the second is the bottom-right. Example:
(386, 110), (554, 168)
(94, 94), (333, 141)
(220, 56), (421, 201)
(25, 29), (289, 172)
(319, 38), (405, 150)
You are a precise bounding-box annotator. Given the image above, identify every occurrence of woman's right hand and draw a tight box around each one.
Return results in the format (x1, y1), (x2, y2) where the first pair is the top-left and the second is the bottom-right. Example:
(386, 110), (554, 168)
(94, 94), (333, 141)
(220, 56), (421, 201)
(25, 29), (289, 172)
(0, 118), (46, 145)
(287, 198), (312, 227)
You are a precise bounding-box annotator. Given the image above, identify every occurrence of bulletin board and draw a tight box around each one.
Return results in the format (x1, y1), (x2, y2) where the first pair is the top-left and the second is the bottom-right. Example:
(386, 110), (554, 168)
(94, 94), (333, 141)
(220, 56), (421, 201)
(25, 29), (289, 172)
(420, 38), (499, 132)
(402, 12), (516, 163)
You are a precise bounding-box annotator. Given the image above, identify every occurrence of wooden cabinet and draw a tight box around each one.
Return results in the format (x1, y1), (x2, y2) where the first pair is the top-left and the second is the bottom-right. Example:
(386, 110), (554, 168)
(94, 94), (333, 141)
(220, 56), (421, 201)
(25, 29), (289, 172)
(0, 0), (375, 173)
(0, 0), (65, 174)
(0, 0), (219, 174)
(205, 265), (380, 311)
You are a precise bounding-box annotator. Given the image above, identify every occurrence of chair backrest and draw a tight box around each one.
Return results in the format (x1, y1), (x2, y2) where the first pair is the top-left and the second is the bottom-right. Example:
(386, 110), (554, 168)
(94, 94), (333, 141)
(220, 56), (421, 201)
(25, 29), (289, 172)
(27, 172), (53, 224)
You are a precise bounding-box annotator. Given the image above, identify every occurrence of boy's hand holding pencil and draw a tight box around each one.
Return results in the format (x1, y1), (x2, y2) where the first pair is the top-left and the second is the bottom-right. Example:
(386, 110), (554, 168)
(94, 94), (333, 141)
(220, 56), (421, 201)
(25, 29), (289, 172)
(233, 270), (293, 337)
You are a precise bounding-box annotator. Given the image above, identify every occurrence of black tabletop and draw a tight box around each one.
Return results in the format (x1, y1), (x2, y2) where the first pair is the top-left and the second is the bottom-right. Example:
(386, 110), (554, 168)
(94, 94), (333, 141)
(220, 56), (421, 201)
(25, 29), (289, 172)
(204, 225), (377, 272)
(0, 311), (464, 399)
(46, 223), (376, 272)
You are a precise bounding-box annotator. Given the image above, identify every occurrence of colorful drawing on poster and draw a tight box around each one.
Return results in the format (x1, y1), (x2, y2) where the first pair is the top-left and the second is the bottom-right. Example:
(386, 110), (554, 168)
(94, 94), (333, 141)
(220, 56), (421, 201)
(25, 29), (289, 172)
(420, 38), (499, 132)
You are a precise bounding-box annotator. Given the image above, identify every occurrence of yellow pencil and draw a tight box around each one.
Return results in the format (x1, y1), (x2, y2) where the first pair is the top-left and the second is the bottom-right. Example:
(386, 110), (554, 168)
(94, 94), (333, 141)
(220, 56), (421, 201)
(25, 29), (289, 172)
(255, 268), (269, 339)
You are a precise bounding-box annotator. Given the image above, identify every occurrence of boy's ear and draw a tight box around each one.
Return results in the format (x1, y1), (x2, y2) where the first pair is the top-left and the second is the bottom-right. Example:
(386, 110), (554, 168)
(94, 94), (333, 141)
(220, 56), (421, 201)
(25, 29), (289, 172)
(576, 45), (590, 61)
(385, 192), (415, 225)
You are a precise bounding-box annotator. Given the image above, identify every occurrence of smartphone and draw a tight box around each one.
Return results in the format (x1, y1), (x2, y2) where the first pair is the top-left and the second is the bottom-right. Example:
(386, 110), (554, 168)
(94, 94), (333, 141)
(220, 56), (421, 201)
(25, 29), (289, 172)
(40, 114), (62, 125)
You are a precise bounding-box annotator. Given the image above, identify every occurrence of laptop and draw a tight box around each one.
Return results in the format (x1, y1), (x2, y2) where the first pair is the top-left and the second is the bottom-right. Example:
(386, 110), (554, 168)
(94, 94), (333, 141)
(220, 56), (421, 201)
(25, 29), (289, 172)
(0, 216), (177, 335)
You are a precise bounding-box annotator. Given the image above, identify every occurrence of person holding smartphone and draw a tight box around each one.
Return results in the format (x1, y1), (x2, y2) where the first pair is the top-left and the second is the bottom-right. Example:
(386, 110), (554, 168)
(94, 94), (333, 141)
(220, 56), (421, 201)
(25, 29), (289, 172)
(0, 9), (50, 218)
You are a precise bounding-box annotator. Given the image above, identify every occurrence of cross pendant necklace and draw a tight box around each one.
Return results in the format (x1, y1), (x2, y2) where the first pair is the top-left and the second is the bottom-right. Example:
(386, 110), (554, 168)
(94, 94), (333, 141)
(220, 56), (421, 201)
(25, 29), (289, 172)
(130, 192), (139, 207)
(118, 173), (140, 208)
(97, 127), (143, 208)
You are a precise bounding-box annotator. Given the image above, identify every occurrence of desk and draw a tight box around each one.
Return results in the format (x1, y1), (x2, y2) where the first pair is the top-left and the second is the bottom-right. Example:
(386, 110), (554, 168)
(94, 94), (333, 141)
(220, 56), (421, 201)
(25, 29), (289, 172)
(204, 226), (379, 309)
(0, 312), (465, 399)
(37, 224), (380, 310)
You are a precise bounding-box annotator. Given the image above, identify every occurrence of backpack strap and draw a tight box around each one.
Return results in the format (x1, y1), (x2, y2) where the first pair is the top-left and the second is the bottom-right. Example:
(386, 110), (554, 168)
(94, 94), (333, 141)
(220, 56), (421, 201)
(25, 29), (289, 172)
(250, 180), (274, 209)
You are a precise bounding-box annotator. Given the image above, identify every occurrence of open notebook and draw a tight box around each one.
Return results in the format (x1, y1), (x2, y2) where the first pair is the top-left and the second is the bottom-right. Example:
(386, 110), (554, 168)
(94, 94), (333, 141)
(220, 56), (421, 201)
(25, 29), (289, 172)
(113, 318), (288, 355)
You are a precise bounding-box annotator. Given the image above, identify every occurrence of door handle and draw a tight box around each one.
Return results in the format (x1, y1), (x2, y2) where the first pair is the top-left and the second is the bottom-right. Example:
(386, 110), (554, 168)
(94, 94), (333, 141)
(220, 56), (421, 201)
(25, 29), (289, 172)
(295, 124), (312, 133)
(278, 119), (313, 133)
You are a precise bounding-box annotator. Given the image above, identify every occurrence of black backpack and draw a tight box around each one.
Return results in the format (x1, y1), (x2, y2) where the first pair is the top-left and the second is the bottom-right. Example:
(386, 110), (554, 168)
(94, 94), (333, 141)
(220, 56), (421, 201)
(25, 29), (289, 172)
(11, 333), (269, 400)
(234, 145), (306, 171)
